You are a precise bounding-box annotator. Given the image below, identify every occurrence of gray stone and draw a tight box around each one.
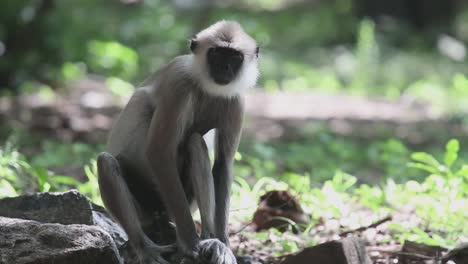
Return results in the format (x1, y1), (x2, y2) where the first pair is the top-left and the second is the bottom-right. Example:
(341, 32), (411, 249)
(236, 256), (262, 264)
(280, 237), (371, 264)
(0, 190), (128, 249)
(91, 205), (128, 249)
(0, 190), (93, 225)
(0, 216), (121, 264)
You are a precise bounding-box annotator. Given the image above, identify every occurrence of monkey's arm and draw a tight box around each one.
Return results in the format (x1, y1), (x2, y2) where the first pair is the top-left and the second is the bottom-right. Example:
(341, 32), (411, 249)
(212, 102), (244, 245)
(145, 93), (199, 254)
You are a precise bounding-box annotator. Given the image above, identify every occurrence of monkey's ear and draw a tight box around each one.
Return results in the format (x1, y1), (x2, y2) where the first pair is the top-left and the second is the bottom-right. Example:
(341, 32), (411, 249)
(190, 39), (198, 53)
(255, 46), (260, 57)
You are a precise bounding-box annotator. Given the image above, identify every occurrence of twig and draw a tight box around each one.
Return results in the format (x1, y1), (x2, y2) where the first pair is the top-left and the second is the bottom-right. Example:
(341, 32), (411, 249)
(229, 207), (254, 212)
(370, 249), (435, 260)
(229, 221), (253, 236)
(339, 216), (392, 236)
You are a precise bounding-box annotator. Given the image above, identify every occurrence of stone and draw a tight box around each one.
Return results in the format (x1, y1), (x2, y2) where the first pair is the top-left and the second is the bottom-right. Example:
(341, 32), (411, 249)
(280, 237), (371, 264)
(442, 243), (468, 264)
(91, 205), (128, 249)
(399, 240), (447, 264)
(0, 216), (121, 264)
(236, 256), (262, 264)
(0, 190), (128, 249)
(0, 190), (93, 225)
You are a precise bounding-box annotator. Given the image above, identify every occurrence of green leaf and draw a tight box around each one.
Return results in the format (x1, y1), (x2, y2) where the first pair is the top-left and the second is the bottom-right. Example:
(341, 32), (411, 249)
(253, 232), (268, 240)
(455, 165), (468, 177)
(331, 170), (357, 192)
(0, 179), (18, 197)
(31, 167), (50, 192)
(444, 139), (459, 169)
(411, 152), (440, 168)
(407, 162), (439, 174)
(281, 240), (299, 253)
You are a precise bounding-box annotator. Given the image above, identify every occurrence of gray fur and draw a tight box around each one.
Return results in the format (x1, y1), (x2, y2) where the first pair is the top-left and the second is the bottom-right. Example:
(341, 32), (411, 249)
(97, 21), (258, 264)
(188, 133), (216, 239)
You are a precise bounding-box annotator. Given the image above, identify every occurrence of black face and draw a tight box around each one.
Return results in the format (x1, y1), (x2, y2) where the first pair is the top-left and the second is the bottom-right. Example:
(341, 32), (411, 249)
(206, 47), (244, 85)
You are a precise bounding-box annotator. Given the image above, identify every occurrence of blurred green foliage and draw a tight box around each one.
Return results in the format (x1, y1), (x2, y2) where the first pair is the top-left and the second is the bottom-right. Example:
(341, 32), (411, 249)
(2, 0), (468, 115)
(87, 41), (139, 80)
(238, 133), (423, 184)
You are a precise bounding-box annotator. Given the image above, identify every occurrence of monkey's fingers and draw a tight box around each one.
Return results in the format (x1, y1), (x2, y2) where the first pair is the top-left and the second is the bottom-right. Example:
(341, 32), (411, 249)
(149, 243), (177, 254)
(199, 239), (237, 264)
(144, 249), (171, 264)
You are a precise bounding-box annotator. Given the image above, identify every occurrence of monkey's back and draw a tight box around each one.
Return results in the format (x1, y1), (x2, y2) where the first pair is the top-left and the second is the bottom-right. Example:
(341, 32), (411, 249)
(106, 56), (196, 172)
(106, 87), (155, 168)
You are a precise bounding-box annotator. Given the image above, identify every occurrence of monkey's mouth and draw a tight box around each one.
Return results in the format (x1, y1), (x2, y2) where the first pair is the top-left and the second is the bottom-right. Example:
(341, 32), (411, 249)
(209, 65), (238, 85)
(212, 76), (233, 85)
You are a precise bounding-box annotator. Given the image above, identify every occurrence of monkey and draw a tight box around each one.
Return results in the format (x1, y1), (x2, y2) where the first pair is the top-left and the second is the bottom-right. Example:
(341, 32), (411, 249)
(96, 21), (259, 264)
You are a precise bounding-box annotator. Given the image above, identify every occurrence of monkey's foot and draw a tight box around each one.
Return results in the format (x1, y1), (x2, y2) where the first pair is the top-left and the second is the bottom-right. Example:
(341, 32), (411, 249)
(198, 239), (237, 264)
(142, 249), (170, 264)
(151, 243), (177, 254)
(142, 243), (177, 264)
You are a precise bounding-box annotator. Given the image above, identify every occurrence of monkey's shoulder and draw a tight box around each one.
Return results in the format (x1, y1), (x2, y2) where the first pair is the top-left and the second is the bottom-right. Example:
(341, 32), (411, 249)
(140, 54), (195, 88)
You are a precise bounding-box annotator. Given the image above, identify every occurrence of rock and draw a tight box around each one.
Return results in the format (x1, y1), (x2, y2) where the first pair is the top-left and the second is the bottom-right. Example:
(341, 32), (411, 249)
(399, 240), (447, 264)
(0, 190), (93, 225)
(442, 243), (468, 264)
(0, 190), (128, 249)
(280, 237), (371, 264)
(236, 256), (262, 264)
(0, 216), (121, 264)
(91, 205), (128, 249)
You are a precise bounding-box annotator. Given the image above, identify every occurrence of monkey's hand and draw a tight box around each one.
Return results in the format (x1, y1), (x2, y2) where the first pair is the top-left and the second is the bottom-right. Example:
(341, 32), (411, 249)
(198, 239), (237, 264)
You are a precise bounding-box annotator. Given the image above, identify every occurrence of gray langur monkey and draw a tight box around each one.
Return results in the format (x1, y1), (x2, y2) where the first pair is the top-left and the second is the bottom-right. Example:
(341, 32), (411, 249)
(97, 21), (259, 264)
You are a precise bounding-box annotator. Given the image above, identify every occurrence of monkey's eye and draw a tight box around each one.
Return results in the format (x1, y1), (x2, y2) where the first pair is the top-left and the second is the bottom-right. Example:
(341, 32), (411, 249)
(190, 39), (198, 53)
(255, 46), (260, 57)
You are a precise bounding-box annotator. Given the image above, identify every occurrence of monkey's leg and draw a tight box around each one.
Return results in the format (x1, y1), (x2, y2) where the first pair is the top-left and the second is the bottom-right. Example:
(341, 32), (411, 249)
(97, 152), (175, 264)
(187, 133), (216, 239)
(186, 136), (237, 264)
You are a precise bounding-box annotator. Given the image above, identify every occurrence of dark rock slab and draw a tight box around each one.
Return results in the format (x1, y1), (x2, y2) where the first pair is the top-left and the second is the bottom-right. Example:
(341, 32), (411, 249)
(280, 237), (371, 264)
(0, 190), (93, 225)
(398, 240), (447, 263)
(0, 216), (121, 264)
(91, 205), (128, 249)
(442, 243), (468, 264)
(236, 256), (262, 264)
(0, 190), (128, 249)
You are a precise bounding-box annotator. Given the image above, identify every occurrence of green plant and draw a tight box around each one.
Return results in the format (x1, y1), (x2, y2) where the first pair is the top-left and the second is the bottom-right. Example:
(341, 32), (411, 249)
(352, 19), (379, 94)
(385, 139), (468, 247)
(78, 160), (102, 205)
(87, 40), (139, 81)
(409, 139), (468, 179)
(0, 141), (102, 204)
(31, 140), (101, 168)
(0, 142), (34, 197)
(0, 142), (81, 197)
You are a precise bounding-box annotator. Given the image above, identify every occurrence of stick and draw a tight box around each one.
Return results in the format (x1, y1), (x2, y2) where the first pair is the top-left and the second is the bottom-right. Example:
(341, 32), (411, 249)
(339, 216), (392, 236)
